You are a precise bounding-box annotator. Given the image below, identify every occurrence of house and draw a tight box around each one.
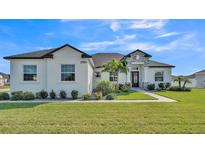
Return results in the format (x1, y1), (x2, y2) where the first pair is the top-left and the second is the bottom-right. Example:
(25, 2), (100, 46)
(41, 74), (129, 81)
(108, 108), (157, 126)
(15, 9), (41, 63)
(0, 72), (9, 86)
(4, 44), (175, 96)
(172, 70), (205, 88)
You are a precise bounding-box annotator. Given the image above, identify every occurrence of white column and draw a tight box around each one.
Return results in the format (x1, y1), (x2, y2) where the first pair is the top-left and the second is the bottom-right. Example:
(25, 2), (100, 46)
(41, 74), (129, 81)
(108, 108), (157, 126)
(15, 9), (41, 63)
(126, 66), (132, 83)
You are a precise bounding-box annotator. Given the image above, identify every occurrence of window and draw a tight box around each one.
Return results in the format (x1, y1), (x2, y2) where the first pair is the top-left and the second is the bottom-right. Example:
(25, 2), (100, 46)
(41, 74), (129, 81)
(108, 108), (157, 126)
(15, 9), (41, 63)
(23, 65), (37, 81)
(155, 71), (164, 81)
(61, 64), (75, 81)
(109, 72), (118, 82)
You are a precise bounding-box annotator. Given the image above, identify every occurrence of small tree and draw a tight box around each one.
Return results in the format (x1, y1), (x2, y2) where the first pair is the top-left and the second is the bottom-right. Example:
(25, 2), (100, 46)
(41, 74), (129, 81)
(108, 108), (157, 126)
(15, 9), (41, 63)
(182, 78), (192, 89)
(174, 76), (184, 89)
(102, 59), (128, 85)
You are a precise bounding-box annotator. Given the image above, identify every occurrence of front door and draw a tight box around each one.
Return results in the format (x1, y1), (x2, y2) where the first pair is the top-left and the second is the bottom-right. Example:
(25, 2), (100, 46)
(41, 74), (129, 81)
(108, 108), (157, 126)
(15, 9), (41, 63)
(131, 71), (139, 87)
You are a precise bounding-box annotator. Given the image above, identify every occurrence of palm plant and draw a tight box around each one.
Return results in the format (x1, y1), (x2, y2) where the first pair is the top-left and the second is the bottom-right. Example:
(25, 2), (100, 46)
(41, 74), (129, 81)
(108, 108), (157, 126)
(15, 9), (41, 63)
(174, 76), (184, 89)
(102, 59), (128, 84)
(182, 78), (192, 89)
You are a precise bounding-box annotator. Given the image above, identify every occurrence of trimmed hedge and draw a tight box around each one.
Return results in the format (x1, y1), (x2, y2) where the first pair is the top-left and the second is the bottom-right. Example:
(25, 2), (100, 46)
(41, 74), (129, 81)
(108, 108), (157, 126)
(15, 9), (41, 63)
(49, 90), (56, 99)
(169, 86), (192, 92)
(11, 91), (24, 100)
(40, 90), (48, 99)
(59, 90), (67, 99)
(106, 93), (116, 100)
(0, 92), (10, 100)
(22, 92), (35, 100)
(11, 91), (35, 100)
(71, 90), (78, 99)
(82, 93), (91, 100)
(147, 84), (155, 90)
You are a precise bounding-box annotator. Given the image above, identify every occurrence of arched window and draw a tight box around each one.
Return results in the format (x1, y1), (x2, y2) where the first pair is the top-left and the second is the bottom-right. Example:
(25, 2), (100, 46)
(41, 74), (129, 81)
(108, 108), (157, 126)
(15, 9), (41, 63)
(155, 72), (164, 81)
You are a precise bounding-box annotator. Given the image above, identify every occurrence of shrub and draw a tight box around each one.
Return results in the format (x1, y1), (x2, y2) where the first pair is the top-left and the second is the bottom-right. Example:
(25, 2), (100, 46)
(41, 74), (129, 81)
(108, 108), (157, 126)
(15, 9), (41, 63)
(82, 93), (91, 100)
(11, 91), (23, 100)
(49, 90), (56, 99)
(165, 83), (171, 89)
(96, 80), (115, 96)
(71, 90), (78, 99)
(0, 92), (10, 100)
(40, 90), (48, 99)
(158, 83), (165, 90)
(121, 84), (131, 92)
(94, 92), (102, 100)
(184, 87), (192, 92)
(106, 93), (116, 100)
(35, 92), (41, 99)
(118, 84), (124, 90)
(169, 86), (192, 92)
(59, 90), (67, 99)
(147, 84), (155, 90)
(22, 92), (35, 100)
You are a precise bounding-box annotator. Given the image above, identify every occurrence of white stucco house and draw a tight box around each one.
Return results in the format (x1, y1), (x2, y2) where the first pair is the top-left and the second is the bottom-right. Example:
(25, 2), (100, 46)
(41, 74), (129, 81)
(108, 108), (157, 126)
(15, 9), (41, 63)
(0, 72), (9, 86)
(4, 44), (175, 96)
(172, 70), (205, 88)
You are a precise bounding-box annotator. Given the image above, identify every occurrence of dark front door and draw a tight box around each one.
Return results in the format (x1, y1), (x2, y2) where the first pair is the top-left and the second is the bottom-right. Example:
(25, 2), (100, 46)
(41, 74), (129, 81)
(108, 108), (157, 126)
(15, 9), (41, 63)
(131, 71), (139, 87)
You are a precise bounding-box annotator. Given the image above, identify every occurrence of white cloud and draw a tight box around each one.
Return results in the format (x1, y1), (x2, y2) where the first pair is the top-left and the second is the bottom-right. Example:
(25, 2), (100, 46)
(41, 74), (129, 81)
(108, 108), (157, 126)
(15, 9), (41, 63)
(155, 32), (180, 38)
(129, 20), (167, 30)
(121, 33), (196, 52)
(110, 21), (121, 32)
(80, 34), (136, 51)
(35, 46), (53, 50)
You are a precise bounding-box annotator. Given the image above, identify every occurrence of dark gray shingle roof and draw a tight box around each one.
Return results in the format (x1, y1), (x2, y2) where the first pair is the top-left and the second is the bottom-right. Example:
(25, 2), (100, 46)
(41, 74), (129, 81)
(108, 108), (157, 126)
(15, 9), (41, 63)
(4, 48), (57, 59)
(4, 44), (91, 59)
(196, 69), (205, 74)
(92, 53), (124, 68)
(145, 60), (175, 67)
(0, 72), (9, 79)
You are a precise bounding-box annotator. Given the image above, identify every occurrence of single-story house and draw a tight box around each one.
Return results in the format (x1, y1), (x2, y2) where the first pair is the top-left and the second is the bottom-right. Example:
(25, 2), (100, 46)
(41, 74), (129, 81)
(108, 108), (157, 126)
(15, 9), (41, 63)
(4, 44), (175, 96)
(172, 70), (205, 88)
(0, 72), (9, 86)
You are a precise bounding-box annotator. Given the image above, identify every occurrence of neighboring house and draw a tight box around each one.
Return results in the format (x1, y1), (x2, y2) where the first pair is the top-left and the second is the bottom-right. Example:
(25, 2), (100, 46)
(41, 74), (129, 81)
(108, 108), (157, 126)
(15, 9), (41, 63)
(0, 72), (9, 86)
(4, 44), (175, 96)
(172, 70), (205, 88)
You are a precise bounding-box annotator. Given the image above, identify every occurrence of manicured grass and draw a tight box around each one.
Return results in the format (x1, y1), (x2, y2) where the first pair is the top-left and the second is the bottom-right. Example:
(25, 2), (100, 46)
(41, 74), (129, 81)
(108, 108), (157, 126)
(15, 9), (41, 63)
(116, 91), (156, 100)
(0, 88), (205, 133)
(0, 85), (10, 92)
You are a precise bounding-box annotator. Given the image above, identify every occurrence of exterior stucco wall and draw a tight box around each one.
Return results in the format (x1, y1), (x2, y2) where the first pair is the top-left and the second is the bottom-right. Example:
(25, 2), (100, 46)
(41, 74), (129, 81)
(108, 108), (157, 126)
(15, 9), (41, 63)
(0, 75), (4, 86)
(9, 46), (93, 97)
(10, 59), (47, 92)
(171, 78), (196, 88)
(195, 73), (205, 88)
(144, 67), (172, 87)
(93, 68), (126, 88)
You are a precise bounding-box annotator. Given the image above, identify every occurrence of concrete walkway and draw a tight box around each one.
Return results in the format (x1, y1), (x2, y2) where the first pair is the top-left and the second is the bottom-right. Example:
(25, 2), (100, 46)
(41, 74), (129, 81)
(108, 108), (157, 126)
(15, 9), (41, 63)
(131, 88), (176, 102)
(0, 89), (176, 103)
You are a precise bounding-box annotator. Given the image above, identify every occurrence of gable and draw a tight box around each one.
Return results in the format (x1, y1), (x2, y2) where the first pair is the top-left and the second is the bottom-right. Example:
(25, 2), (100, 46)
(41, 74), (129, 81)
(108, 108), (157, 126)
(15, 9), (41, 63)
(124, 49), (152, 58)
(52, 46), (84, 59)
(4, 44), (91, 60)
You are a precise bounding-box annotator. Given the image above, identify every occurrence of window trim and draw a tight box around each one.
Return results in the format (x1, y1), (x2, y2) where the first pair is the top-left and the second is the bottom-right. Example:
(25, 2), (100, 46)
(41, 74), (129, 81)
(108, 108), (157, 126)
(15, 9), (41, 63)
(109, 72), (118, 82)
(155, 71), (164, 82)
(23, 65), (37, 81)
(61, 64), (75, 81)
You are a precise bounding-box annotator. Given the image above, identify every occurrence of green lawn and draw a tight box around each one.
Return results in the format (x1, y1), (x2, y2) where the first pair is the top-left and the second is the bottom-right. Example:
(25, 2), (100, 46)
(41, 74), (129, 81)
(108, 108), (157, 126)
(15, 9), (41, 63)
(116, 91), (156, 100)
(0, 89), (205, 133)
(0, 85), (10, 92)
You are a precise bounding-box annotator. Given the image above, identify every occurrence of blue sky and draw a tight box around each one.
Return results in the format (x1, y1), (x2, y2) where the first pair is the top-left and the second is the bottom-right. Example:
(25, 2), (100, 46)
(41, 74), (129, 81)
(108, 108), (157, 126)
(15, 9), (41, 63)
(0, 19), (205, 75)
